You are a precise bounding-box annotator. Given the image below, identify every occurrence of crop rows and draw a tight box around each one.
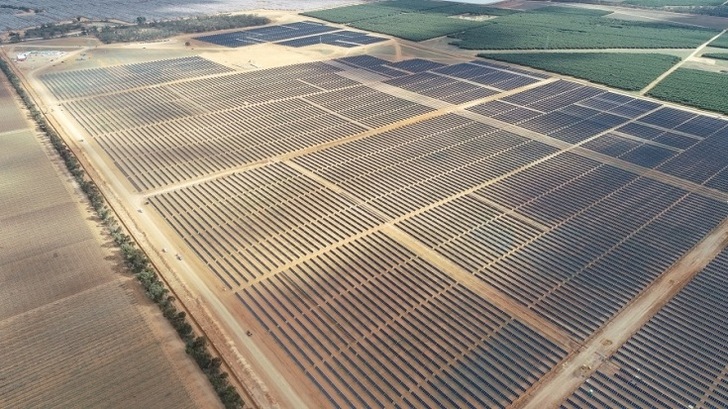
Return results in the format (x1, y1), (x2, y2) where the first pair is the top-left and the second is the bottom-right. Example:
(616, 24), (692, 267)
(0, 281), (196, 409)
(450, 6), (718, 50)
(237, 232), (566, 409)
(563, 247), (728, 408)
(478, 53), (680, 91)
(648, 68), (728, 115)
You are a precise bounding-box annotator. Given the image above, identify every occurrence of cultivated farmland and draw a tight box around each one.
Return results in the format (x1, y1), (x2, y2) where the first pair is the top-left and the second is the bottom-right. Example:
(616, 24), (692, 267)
(702, 52), (728, 60)
(449, 7), (718, 49)
(0, 74), (219, 408)
(478, 53), (681, 91)
(710, 32), (728, 48)
(29, 29), (728, 408)
(648, 68), (728, 114)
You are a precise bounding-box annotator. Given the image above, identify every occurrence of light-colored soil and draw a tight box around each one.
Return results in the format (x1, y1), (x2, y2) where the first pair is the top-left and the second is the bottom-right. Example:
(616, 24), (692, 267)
(0, 73), (221, 409)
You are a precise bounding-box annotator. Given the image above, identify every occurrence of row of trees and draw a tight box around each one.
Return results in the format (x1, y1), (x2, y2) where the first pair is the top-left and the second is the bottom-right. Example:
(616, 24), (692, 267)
(0, 58), (245, 409)
(0, 4), (43, 13)
(94, 14), (269, 43)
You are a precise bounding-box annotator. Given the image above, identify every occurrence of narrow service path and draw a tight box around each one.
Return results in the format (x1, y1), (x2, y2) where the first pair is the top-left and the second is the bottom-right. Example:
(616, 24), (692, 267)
(640, 29), (727, 95)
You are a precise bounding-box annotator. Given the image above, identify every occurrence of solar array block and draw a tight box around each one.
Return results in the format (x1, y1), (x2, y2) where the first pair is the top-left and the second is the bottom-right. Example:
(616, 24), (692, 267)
(638, 107), (697, 129)
(196, 21), (338, 47)
(563, 246), (728, 409)
(386, 58), (447, 73)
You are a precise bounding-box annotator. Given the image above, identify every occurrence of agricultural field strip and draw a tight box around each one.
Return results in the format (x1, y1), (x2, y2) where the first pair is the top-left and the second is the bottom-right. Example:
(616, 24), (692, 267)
(640, 28), (727, 95)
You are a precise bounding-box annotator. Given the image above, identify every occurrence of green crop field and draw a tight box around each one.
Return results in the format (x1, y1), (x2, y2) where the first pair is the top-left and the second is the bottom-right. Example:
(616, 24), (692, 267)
(302, 0), (512, 40)
(429, 3), (516, 17)
(702, 53), (728, 60)
(302, 0), (451, 23)
(351, 13), (486, 41)
(648, 68), (728, 114)
(450, 7), (718, 50)
(710, 33), (728, 49)
(479, 52), (680, 91)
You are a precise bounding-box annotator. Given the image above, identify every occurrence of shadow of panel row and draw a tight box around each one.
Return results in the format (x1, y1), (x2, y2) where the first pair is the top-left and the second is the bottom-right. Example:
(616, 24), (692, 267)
(562, 248), (728, 409)
(399, 151), (728, 341)
(236, 231), (567, 409)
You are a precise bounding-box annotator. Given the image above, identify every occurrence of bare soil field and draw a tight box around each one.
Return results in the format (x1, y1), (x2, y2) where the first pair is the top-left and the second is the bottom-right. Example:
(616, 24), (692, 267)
(0, 75), (221, 408)
(13, 8), (728, 409)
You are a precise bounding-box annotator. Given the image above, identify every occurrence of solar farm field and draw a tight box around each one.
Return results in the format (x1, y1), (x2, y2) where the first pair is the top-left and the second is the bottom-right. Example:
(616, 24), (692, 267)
(32, 41), (728, 409)
(195, 21), (386, 49)
(562, 246), (728, 408)
(0, 74), (218, 408)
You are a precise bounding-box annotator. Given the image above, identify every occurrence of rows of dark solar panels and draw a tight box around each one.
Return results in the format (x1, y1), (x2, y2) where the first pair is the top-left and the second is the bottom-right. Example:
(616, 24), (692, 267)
(47, 59), (435, 191)
(40, 56), (233, 100)
(466, 78), (728, 193)
(153, 156), (568, 409)
(581, 108), (728, 184)
(381, 60), (546, 104)
(563, 247), (728, 409)
(469, 80), (660, 145)
(196, 21), (385, 49)
(279, 30), (387, 48)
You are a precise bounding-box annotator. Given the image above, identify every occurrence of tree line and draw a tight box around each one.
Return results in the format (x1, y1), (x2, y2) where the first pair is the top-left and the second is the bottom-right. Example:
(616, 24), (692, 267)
(0, 58), (245, 409)
(4, 14), (269, 43)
